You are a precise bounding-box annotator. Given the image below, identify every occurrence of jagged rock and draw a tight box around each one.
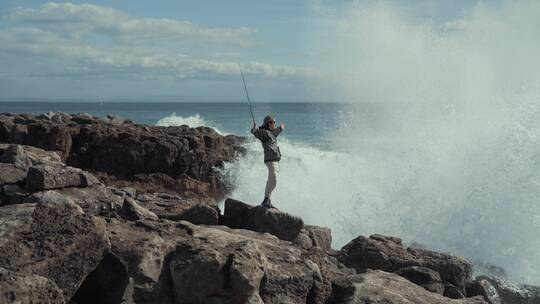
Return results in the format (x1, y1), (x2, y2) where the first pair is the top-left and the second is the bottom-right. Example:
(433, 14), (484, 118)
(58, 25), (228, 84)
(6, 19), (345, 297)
(327, 270), (488, 304)
(25, 185), (124, 216)
(0, 113), (245, 199)
(0, 267), (65, 304)
(172, 221), (331, 304)
(294, 228), (314, 249)
(305, 225), (333, 252)
(0, 163), (26, 185)
(122, 196), (159, 221)
(445, 283), (466, 299)
(0, 144), (62, 168)
(177, 204), (219, 225)
(222, 198), (304, 241)
(135, 192), (205, 221)
(0, 194), (110, 300)
(466, 277), (502, 304)
(1, 184), (30, 204)
(475, 275), (540, 304)
(338, 234), (472, 294)
(98, 218), (188, 303)
(395, 266), (445, 294)
(0, 144), (31, 169)
(26, 164), (88, 190)
(222, 198), (252, 228)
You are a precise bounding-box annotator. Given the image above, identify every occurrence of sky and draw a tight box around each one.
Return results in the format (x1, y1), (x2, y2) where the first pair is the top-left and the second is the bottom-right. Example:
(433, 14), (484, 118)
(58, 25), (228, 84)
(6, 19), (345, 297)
(0, 1), (498, 101)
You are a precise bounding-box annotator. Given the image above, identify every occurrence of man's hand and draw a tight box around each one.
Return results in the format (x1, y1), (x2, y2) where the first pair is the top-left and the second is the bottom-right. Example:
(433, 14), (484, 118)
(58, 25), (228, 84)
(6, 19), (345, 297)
(280, 122), (285, 130)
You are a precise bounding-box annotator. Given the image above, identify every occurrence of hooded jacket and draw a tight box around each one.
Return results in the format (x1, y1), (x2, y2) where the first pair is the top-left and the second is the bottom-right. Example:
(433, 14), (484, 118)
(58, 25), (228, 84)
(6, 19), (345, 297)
(251, 125), (283, 162)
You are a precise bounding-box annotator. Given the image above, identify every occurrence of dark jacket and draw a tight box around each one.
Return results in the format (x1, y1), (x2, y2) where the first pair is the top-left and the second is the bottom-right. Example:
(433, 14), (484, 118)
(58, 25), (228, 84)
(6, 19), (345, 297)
(251, 125), (283, 162)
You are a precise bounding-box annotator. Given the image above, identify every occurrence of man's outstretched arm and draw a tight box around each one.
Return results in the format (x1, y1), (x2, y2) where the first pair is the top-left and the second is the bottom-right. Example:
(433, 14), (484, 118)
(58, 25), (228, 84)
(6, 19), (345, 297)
(273, 122), (285, 136)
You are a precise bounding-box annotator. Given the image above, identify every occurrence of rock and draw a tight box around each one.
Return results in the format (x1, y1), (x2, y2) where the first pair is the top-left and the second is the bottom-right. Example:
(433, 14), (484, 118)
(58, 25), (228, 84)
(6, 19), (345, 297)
(0, 163), (27, 185)
(177, 204), (219, 225)
(445, 283), (466, 299)
(0, 144), (31, 169)
(172, 221), (330, 304)
(338, 234), (472, 294)
(466, 277), (502, 304)
(304, 225), (332, 252)
(294, 228), (314, 249)
(222, 197), (252, 228)
(1, 184), (30, 204)
(409, 246), (473, 290)
(327, 270), (488, 304)
(171, 238), (266, 303)
(0, 144), (62, 167)
(0, 195), (110, 300)
(0, 267), (65, 304)
(97, 218), (188, 303)
(0, 112), (245, 199)
(122, 196), (159, 221)
(222, 198), (304, 242)
(26, 164), (85, 190)
(395, 266), (445, 294)
(475, 275), (540, 304)
(135, 192), (204, 221)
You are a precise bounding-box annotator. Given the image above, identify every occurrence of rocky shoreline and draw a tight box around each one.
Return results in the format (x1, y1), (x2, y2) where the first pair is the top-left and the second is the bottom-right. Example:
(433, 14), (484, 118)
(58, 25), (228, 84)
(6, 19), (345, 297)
(0, 112), (536, 303)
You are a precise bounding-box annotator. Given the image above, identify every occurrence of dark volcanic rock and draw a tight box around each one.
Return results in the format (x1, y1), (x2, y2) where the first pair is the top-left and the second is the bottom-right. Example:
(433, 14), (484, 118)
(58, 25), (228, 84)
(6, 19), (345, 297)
(338, 234), (473, 295)
(0, 112), (245, 199)
(466, 277), (502, 304)
(395, 266), (445, 294)
(327, 270), (487, 304)
(222, 198), (304, 242)
(221, 197), (252, 228)
(0, 267), (65, 304)
(0, 196), (110, 300)
(474, 275), (540, 304)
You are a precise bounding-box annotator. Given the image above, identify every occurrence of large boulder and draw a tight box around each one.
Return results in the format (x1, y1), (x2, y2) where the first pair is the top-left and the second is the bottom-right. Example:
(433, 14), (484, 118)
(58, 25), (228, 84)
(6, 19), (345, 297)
(0, 163), (26, 185)
(338, 234), (473, 296)
(395, 266), (445, 295)
(171, 221), (332, 304)
(26, 164), (92, 190)
(0, 267), (65, 304)
(473, 276), (539, 304)
(0, 193), (110, 300)
(71, 218), (186, 304)
(327, 270), (488, 304)
(222, 198), (304, 241)
(294, 225), (333, 252)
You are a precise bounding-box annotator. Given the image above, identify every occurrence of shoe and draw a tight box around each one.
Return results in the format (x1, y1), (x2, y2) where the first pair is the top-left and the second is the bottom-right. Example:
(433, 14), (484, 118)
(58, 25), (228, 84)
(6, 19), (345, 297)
(261, 198), (277, 209)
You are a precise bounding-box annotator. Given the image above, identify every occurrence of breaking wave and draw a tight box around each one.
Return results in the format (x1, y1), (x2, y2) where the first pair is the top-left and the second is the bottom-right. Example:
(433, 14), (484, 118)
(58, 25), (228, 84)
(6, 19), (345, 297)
(156, 113), (226, 134)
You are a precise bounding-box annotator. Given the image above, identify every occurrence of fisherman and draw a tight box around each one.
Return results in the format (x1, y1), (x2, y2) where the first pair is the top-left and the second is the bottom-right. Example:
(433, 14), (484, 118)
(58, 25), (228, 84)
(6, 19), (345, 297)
(251, 115), (285, 208)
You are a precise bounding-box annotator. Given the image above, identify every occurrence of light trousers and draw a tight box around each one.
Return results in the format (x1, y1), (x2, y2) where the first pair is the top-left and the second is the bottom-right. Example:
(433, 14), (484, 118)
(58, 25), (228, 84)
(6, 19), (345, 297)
(264, 161), (280, 198)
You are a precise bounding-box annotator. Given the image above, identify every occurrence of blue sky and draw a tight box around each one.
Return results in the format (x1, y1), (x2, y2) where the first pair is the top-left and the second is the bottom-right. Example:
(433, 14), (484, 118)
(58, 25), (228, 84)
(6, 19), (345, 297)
(0, 1), (504, 101)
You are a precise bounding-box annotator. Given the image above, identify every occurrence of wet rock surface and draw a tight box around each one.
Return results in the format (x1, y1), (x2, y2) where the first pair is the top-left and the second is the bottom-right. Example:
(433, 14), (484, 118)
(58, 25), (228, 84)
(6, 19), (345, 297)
(0, 115), (531, 304)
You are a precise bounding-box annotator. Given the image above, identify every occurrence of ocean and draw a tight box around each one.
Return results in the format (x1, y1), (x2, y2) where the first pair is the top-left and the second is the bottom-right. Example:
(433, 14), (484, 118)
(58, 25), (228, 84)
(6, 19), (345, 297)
(1, 101), (540, 284)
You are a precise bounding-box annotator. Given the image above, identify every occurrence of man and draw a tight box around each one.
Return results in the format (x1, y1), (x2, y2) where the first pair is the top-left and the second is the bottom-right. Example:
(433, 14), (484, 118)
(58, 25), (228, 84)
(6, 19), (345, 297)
(251, 115), (285, 208)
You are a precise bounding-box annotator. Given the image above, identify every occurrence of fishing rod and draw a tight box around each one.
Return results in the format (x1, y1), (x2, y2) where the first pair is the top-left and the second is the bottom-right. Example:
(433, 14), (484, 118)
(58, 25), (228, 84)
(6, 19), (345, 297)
(240, 70), (256, 125)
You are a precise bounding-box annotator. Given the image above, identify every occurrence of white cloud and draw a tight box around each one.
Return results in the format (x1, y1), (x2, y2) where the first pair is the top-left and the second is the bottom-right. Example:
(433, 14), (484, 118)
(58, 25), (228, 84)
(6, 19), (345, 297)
(0, 2), (313, 82)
